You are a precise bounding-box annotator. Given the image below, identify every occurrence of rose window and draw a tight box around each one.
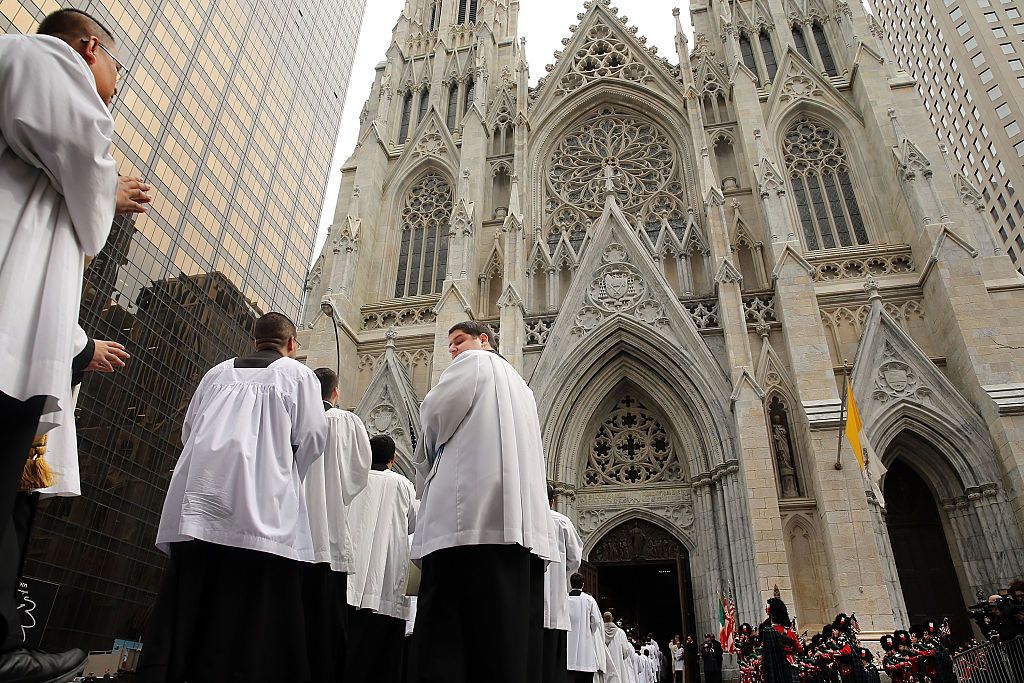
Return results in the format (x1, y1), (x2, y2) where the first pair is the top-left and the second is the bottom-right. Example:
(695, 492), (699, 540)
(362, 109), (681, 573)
(584, 394), (683, 486)
(547, 108), (675, 218)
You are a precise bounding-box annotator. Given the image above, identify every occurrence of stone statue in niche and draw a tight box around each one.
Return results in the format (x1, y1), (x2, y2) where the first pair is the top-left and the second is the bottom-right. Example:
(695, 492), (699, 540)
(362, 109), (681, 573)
(769, 397), (801, 498)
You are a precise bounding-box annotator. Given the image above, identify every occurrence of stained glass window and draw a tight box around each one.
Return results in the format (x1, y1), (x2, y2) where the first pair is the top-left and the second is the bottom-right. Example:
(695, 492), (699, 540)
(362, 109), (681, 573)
(418, 88), (430, 125)
(783, 117), (869, 250)
(395, 173), (453, 297)
(793, 24), (812, 62)
(446, 84), (459, 131)
(739, 33), (759, 83)
(464, 77), (475, 113)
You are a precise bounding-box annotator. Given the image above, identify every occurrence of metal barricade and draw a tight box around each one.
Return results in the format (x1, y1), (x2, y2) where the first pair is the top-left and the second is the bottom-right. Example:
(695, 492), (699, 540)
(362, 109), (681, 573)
(954, 637), (1024, 683)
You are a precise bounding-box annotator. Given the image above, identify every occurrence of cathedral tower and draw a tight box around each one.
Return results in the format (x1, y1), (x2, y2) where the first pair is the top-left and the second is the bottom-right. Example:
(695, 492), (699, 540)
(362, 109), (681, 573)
(303, 0), (1024, 644)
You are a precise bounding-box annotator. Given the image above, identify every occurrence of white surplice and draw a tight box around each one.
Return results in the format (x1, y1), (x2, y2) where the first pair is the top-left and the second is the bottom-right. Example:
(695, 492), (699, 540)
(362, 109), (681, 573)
(346, 467), (417, 619)
(412, 349), (555, 563)
(0, 35), (117, 432)
(605, 624), (638, 683)
(567, 590), (603, 672)
(304, 407), (371, 572)
(33, 325), (89, 497)
(544, 509), (583, 631)
(155, 356), (328, 561)
(637, 648), (657, 683)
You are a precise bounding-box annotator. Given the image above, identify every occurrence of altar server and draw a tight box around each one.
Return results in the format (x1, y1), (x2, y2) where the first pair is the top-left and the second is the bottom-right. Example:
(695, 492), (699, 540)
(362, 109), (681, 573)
(412, 321), (556, 683)
(139, 313), (328, 683)
(605, 613), (638, 683)
(544, 485), (584, 683)
(567, 573), (603, 682)
(345, 434), (416, 683)
(303, 366), (372, 681)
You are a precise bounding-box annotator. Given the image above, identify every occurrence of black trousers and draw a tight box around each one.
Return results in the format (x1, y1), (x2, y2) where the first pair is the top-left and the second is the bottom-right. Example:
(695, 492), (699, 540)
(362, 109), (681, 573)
(345, 606), (405, 683)
(137, 541), (314, 683)
(568, 673), (594, 683)
(542, 628), (568, 683)
(0, 393), (45, 652)
(304, 563), (350, 683)
(412, 544), (544, 683)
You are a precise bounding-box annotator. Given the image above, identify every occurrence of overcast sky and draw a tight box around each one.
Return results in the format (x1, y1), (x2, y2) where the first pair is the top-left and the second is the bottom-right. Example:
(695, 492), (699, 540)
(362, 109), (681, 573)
(313, 0), (696, 261)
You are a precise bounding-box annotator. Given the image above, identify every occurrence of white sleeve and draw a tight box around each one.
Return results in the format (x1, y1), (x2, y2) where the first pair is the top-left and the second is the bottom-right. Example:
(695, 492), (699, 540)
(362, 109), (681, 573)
(336, 413), (371, 505)
(181, 366), (217, 445)
(0, 38), (117, 255)
(564, 521), (584, 575)
(414, 354), (480, 491)
(406, 484), (419, 534)
(290, 369), (328, 477)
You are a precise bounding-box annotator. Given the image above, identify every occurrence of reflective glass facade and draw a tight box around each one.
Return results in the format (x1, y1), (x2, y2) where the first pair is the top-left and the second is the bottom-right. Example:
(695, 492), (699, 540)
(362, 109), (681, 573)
(2, 0), (366, 649)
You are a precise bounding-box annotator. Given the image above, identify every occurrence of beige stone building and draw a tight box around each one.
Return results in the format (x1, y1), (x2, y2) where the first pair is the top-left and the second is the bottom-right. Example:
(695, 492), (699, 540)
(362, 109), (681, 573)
(871, 0), (1024, 273)
(300, 0), (1024, 644)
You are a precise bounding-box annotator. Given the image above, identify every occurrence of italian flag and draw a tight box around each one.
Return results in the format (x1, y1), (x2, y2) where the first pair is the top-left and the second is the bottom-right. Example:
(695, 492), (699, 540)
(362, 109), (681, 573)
(719, 590), (736, 653)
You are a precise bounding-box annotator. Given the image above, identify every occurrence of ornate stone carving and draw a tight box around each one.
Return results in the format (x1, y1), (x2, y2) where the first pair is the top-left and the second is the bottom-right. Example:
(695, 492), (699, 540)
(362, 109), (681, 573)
(589, 519), (686, 562)
(768, 396), (801, 498)
(569, 244), (668, 337)
(872, 341), (932, 403)
(778, 69), (825, 103)
(809, 251), (915, 281)
(361, 303), (437, 330)
(584, 394), (684, 486)
(555, 20), (653, 97)
(524, 316), (556, 346)
(743, 295), (777, 326)
(411, 131), (449, 159)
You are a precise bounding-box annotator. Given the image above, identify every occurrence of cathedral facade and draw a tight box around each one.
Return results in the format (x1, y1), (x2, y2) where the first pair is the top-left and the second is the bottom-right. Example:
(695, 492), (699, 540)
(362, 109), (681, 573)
(301, 0), (1024, 642)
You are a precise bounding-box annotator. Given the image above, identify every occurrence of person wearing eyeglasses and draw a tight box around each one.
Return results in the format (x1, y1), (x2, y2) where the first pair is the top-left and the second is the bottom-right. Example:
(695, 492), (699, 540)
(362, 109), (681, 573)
(0, 8), (152, 682)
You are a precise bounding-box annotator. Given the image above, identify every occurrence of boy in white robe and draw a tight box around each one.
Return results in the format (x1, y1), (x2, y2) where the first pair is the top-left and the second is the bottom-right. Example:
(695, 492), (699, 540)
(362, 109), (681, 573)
(345, 435), (416, 683)
(139, 313), (327, 683)
(0, 8), (135, 679)
(567, 573), (603, 682)
(302, 367), (372, 681)
(412, 321), (556, 683)
(543, 485), (584, 683)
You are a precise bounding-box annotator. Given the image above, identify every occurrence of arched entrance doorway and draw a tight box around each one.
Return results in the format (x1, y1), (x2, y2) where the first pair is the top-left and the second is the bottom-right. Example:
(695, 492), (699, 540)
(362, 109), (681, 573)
(585, 518), (697, 647)
(883, 458), (971, 638)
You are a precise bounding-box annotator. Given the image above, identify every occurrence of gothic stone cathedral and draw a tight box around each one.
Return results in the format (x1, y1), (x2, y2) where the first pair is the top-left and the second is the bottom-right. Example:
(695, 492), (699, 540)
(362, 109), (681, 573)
(300, 0), (1024, 643)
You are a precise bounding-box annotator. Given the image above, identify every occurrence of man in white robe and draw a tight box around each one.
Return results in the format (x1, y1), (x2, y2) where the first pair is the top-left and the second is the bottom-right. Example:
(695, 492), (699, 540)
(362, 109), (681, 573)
(567, 573), (603, 682)
(345, 434), (416, 683)
(302, 367), (371, 681)
(138, 313), (328, 683)
(0, 8), (128, 679)
(412, 321), (556, 683)
(637, 647), (657, 683)
(605, 613), (638, 683)
(544, 486), (584, 683)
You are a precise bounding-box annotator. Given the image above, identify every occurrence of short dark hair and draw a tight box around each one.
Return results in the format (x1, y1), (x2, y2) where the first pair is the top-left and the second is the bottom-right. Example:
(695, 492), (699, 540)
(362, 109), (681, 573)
(370, 434), (396, 467)
(570, 573), (585, 589)
(254, 312), (297, 348)
(37, 8), (115, 44)
(448, 320), (491, 340)
(547, 483), (555, 504)
(314, 367), (338, 401)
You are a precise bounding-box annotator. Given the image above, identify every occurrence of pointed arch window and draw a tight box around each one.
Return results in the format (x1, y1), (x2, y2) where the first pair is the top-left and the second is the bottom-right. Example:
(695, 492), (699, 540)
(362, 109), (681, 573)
(584, 394), (683, 486)
(446, 83), (459, 131)
(792, 23), (812, 62)
(759, 29), (778, 82)
(417, 87), (430, 124)
(463, 77), (475, 113)
(739, 33), (760, 84)
(395, 172), (453, 298)
(783, 117), (869, 250)
(457, 0), (477, 24)
(398, 92), (413, 144)
(812, 22), (838, 76)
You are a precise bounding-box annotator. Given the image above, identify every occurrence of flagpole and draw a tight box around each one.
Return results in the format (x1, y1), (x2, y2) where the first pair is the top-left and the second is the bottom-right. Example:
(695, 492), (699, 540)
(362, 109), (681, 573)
(835, 360), (851, 470)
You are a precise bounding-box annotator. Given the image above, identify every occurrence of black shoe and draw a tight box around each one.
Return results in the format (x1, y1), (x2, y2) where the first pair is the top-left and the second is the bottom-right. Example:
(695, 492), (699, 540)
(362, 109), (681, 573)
(0, 647), (87, 683)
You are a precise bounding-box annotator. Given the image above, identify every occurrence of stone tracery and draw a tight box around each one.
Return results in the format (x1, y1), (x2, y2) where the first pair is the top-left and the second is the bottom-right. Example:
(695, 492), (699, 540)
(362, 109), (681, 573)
(584, 394), (684, 486)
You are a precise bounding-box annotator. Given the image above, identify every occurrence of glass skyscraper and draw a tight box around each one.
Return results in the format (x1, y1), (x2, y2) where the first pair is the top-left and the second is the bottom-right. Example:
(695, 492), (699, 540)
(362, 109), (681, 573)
(2, 0), (366, 649)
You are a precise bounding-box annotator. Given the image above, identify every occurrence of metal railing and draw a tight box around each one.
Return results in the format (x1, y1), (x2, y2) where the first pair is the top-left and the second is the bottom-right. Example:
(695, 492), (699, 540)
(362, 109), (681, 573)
(954, 636), (1024, 683)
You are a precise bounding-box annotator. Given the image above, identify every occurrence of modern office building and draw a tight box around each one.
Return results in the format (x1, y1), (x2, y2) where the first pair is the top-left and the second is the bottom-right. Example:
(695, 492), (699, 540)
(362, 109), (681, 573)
(2, 0), (367, 649)
(872, 0), (1024, 270)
